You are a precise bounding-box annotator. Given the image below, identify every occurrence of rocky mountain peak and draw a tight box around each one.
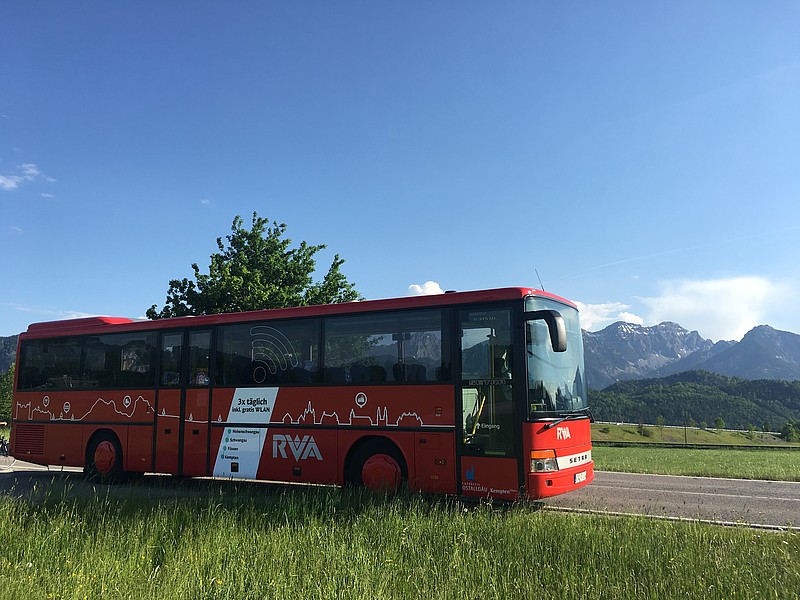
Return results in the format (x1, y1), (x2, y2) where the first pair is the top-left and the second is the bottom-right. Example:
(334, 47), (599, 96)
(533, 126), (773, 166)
(583, 321), (800, 389)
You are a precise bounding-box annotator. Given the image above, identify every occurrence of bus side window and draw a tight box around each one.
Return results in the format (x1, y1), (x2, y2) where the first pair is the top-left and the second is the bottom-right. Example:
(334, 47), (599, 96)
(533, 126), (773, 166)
(161, 333), (183, 387)
(189, 331), (211, 386)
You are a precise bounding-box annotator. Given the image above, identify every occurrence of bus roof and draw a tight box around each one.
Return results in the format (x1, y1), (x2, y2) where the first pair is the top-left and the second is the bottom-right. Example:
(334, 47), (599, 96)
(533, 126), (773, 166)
(21, 287), (577, 338)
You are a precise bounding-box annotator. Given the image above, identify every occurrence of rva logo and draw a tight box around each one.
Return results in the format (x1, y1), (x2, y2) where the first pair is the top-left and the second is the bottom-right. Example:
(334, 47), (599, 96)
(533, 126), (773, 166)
(272, 434), (323, 461)
(556, 426), (571, 440)
(466, 464), (475, 481)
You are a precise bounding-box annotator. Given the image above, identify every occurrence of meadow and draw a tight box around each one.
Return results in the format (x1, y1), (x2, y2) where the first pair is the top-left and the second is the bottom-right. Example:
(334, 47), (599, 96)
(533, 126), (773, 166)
(592, 421), (800, 481)
(592, 422), (798, 447)
(593, 445), (800, 481)
(0, 476), (798, 600)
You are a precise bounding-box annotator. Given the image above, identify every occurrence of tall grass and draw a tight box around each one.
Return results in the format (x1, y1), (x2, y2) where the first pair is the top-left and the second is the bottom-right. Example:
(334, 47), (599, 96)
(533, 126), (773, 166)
(0, 476), (797, 599)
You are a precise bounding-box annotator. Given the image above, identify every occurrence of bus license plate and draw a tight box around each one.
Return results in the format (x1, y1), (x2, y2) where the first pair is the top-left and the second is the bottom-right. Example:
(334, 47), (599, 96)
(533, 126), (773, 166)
(574, 471), (587, 484)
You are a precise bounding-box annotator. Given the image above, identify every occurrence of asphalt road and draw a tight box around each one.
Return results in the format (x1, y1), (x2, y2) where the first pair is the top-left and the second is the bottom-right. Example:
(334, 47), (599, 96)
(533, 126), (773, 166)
(544, 471), (800, 529)
(2, 457), (798, 529)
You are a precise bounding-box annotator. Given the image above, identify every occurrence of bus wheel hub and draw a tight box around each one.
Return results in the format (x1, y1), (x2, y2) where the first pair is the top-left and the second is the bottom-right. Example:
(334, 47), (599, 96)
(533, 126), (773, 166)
(361, 454), (401, 491)
(94, 440), (117, 474)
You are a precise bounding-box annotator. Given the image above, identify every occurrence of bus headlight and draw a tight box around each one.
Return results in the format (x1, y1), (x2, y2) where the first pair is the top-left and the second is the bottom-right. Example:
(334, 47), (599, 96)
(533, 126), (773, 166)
(530, 450), (558, 473)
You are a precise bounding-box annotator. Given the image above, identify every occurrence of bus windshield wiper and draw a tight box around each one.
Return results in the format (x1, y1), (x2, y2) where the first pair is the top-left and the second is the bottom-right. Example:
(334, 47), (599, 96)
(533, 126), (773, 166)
(542, 407), (593, 430)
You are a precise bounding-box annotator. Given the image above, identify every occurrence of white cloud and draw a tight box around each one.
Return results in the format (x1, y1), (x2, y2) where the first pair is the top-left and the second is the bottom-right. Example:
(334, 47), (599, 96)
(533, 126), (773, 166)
(408, 281), (444, 296)
(575, 301), (644, 331)
(1, 163), (53, 190)
(20, 163), (40, 179)
(0, 175), (23, 190)
(200, 198), (212, 206)
(640, 276), (787, 341)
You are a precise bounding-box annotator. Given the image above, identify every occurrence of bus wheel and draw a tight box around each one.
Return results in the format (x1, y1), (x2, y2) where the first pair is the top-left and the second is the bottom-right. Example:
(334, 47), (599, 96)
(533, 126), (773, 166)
(86, 433), (125, 482)
(348, 441), (405, 494)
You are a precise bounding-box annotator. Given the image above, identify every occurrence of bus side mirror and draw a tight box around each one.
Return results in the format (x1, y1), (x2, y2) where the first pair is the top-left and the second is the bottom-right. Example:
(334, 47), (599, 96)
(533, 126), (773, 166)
(529, 310), (567, 352)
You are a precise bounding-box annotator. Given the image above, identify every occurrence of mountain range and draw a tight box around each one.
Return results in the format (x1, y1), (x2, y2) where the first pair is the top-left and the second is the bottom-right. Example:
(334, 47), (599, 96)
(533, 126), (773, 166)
(583, 322), (800, 390)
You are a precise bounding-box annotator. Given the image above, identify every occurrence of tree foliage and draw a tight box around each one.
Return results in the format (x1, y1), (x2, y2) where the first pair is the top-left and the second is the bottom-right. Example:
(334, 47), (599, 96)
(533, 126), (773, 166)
(147, 213), (361, 319)
(781, 420), (799, 442)
(0, 364), (13, 422)
(589, 370), (800, 433)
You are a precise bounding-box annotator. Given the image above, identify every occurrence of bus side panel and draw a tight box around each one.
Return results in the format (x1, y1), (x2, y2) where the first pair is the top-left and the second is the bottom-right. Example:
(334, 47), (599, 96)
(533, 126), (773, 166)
(210, 385), (456, 433)
(11, 390), (154, 470)
(459, 457), (519, 500)
(207, 385), (453, 487)
(155, 389), (181, 474)
(182, 389), (210, 477)
(125, 425), (154, 473)
(413, 432), (456, 494)
(261, 428), (339, 484)
(43, 423), (83, 468)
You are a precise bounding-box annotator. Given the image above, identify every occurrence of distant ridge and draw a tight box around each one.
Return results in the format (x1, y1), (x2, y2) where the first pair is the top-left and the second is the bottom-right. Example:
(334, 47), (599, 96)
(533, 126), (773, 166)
(589, 370), (800, 430)
(584, 322), (800, 390)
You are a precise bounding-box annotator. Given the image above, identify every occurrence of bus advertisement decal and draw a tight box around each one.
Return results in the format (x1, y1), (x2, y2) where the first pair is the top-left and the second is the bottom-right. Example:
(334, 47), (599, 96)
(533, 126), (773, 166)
(212, 426), (267, 479)
(223, 387), (279, 423)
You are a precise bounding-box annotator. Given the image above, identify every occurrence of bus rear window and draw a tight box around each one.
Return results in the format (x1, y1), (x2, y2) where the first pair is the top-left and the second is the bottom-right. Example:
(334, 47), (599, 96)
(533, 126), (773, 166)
(17, 338), (82, 390)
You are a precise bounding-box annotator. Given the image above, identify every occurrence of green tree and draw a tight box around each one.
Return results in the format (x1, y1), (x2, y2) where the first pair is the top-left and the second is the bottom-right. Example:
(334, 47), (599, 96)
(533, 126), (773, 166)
(656, 415), (665, 438)
(0, 363), (13, 422)
(714, 416), (725, 431)
(147, 213), (361, 319)
(781, 420), (799, 443)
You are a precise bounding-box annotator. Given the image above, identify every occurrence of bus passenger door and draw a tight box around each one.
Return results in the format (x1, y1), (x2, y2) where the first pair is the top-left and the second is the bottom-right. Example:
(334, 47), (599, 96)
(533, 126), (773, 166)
(155, 331), (184, 474)
(458, 308), (520, 500)
(181, 330), (211, 477)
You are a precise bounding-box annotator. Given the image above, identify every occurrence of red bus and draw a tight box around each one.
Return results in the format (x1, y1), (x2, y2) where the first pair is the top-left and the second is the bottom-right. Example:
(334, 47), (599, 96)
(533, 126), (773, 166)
(10, 287), (593, 500)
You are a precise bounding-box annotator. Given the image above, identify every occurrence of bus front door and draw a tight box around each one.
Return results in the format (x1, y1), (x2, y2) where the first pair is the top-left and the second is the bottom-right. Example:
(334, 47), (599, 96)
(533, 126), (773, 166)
(458, 308), (520, 500)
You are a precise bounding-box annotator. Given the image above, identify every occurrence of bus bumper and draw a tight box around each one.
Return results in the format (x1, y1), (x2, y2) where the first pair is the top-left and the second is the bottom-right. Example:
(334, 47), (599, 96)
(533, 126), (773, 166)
(525, 461), (594, 500)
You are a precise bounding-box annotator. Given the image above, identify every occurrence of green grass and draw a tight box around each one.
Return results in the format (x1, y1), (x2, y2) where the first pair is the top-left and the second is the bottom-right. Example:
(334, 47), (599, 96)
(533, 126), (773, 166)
(592, 422), (797, 446)
(594, 445), (800, 481)
(0, 477), (798, 599)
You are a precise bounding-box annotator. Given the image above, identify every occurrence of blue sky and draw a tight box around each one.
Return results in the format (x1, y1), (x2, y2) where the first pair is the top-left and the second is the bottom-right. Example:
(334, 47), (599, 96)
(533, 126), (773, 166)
(2, 2), (799, 341)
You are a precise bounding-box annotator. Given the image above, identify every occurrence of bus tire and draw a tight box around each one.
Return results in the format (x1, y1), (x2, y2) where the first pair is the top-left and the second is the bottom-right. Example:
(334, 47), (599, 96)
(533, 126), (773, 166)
(85, 432), (125, 483)
(346, 439), (406, 494)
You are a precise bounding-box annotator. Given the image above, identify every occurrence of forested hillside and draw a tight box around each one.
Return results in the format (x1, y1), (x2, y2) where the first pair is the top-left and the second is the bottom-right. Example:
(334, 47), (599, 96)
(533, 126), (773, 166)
(589, 370), (800, 431)
(0, 336), (17, 374)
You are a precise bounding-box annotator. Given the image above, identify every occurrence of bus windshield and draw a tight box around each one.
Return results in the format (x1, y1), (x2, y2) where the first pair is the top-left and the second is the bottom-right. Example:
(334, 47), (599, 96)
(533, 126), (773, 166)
(525, 297), (587, 419)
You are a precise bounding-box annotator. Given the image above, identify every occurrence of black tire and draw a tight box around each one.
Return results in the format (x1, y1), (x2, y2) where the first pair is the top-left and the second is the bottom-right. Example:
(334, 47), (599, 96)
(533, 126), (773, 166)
(85, 432), (126, 483)
(346, 440), (407, 493)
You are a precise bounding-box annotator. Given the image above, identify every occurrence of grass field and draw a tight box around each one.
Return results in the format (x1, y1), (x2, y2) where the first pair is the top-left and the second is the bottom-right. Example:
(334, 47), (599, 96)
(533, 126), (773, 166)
(593, 445), (800, 481)
(591, 421), (800, 481)
(592, 422), (798, 447)
(0, 477), (798, 600)
(2, 424), (799, 598)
